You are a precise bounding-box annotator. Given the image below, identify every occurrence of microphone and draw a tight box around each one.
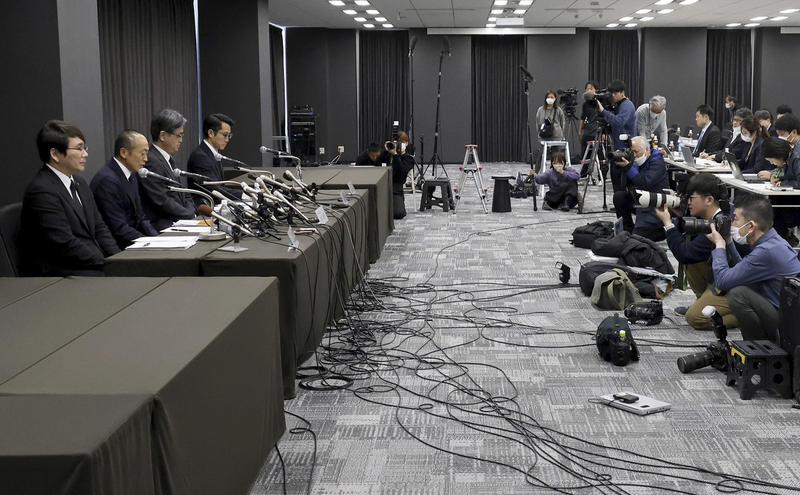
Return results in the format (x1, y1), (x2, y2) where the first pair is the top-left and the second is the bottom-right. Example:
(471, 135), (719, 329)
(219, 153), (247, 166)
(519, 65), (534, 81)
(260, 175), (293, 192)
(442, 36), (451, 56)
(272, 190), (311, 223)
(409, 36), (418, 56)
(234, 165), (274, 179)
(259, 145), (285, 155)
(138, 167), (180, 185)
(283, 170), (314, 195)
(172, 167), (211, 181)
(197, 204), (256, 237)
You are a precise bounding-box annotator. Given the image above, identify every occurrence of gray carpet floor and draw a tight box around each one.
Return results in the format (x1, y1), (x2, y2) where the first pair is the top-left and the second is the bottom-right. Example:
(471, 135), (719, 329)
(250, 162), (800, 495)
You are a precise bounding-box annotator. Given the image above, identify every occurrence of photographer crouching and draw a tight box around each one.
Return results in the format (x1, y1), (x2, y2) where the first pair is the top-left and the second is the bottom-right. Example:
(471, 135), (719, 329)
(705, 196), (800, 343)
(612, 136), (669, 241)
(384, 131), (415, 219)
(655, 173), (738, 330)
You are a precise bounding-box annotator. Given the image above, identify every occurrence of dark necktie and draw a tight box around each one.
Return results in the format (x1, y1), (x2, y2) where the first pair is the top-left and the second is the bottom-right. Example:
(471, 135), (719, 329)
(70, 180), (86, 222)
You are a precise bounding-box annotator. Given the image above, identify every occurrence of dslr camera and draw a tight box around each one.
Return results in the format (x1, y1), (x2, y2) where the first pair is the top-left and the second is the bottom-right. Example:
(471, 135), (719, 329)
(635, 190), (683, 209)
(682, 215), (732, 238)
(610, 133), (634, 163)
(677, 306), (730, 374)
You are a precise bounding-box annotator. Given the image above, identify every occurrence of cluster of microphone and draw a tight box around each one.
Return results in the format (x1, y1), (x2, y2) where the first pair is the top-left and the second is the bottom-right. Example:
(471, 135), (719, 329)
(138, 163), (321, 240)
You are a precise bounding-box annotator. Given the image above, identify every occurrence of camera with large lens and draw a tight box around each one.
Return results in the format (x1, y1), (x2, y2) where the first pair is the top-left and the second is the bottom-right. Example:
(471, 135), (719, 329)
(385, 140), (396, 151)
(624, 301), (664, 326)
(635, 190), (682, 209)
(611, 148), (635, 163)
(677, 306), (730, 374)
(557, 88), (579, 117)
(682, 215), (732, 238)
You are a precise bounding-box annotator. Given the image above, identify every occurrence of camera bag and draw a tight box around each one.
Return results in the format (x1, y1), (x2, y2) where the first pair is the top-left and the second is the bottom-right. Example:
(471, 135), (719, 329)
(570, 220), (614, 249)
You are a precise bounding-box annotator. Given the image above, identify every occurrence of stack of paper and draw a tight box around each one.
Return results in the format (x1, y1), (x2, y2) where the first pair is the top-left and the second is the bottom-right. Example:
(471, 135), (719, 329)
(126, 236), (199, 250)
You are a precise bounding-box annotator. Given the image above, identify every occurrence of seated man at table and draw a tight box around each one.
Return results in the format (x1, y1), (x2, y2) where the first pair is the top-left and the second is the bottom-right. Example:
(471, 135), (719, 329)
(692, 105), (722, 157)
(140, 108), (196, 230)
(91, 130), (159, 249)
(21, 120), (120, 275)
(187, 113), (241, 204)
(701, 108), (752, 163)
(613, 136), (669, 241)
(761, 136), (800, 245)
(356, 142), (382, 166)
(655, 173), (737, 330)
(384, 131), (415, 219)
(707, 196), (800, 343)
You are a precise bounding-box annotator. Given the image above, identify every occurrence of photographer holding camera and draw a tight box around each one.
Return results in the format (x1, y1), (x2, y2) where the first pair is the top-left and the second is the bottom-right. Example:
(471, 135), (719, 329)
(706, 196), (800, 343)
(384, 130), (415, 219)
(536, 90), (566, 140)
(613, 136), (669, 241)
(655, 173), (737, 330)
(597, 80), (636, 192)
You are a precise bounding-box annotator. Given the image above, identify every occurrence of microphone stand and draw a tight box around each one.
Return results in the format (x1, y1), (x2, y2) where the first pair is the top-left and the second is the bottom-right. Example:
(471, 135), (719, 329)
(421, 48), (448, 181)
(521, 71), (537, 212)
(169, 187), (226, 241)
(408, 41), (416, 145)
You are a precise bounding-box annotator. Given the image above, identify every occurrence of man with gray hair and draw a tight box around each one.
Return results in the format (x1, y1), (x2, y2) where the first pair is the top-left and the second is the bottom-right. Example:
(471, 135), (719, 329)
(636, 95), (668, 145)
(140, 108), (196, 230)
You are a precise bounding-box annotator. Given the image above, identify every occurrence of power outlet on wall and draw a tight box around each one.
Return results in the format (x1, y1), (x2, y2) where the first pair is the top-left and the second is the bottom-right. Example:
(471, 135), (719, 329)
(319, 147), (325, 155)
(337, 145), (345, 154)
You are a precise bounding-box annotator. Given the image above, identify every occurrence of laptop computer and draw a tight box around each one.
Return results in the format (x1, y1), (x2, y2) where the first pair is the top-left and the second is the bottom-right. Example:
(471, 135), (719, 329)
(599, 393), (672, 416)
(724, 152), (763, 183)
(681, 147), (695, 165)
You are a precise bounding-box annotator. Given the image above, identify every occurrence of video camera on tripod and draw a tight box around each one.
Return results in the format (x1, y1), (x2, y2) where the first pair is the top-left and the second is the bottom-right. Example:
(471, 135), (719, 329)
(677, 306), (730, 373)
(557, 88), (579, 117)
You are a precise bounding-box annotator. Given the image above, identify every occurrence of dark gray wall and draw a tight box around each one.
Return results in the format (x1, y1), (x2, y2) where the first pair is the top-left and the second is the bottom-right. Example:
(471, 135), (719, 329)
(642, 28), (707, 133)
(411, 30), (471, 164)
(285, 28), (358, 162)
(755, 28), (800, 115)
(198, 0), (272, 167)
(0, 0), (63, 205)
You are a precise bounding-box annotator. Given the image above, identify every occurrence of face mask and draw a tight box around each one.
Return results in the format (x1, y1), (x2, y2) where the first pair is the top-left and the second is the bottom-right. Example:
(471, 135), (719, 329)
(731, 222), (752, 245)
(400, 142), (407, 153)
(779, 135), (790, 142)
(546, 97), (555, 105)
(725, 103), (732, 109)
(732, 127), (741, 137)
(634, 154), (647, 167)
(741, 133), (753, 143)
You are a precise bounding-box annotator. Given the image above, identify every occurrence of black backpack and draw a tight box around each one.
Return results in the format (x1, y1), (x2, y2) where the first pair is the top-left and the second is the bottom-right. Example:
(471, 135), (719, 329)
(596, 314), (640, 367)
(592, 232), (675, 275)
(579, 261), (672, 299)
(571, 221), (614, 249)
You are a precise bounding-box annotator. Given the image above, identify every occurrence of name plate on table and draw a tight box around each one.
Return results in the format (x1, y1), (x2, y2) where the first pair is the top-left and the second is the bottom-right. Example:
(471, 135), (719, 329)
(315, 206), (329, 225)
(347, 181), (356, 194)
(287, 226), (299, 251)
(339, 191), (350, 205)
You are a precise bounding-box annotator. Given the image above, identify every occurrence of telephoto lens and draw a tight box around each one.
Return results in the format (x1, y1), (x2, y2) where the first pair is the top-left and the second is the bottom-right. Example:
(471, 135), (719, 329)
(677, 350), (716, 374)
(385, 141), (396, 151)
(682, 215), (732, 237)
(635, 190), (682, 209)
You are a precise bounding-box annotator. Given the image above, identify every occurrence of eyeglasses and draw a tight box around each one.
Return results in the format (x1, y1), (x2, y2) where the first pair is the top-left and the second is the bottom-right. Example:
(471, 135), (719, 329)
(67, 145), (88, 153)
(168, 131), (184, 139)
(217, 131), (233, 140)
(687, 195), (708, 202)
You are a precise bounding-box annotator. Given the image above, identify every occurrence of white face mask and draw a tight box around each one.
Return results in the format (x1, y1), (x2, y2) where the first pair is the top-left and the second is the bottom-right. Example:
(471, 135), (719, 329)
(725, 103), (732, 109)
(634, 153), (647, 167)
(400, 142), (407, 153)
(731, 221), (752, 245)
(779, 135), (790, 142)
(732, 126), (741, 137)
(741, 133), (753, 143)
(546, 97), (556, 105)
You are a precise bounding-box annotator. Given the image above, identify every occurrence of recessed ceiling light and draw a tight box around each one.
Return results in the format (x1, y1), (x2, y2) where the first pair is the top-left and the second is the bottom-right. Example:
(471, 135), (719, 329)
(364, 23), (374, 28)
(343, 9), (357, 15)
(750, 16), (768, 21)
(486, 23), (496, 28)
(354, 0), (370, 5)
(491, 9), (502, 14)
(679, 0), (699, 4)
(658, 9), (674, 14)
(519, 0), (533, 5)
(513, 9), (525, 14)
(606, 23), (619, 27)
(625, 23), (638, 27)
(655, 0), (673, 4)
(494, 0), (507, 5)
(354, 17), (366, 22)
(636, 9), (651, 14)
(771, 16), (789, 21)
(744, 22), (760, 26)
(382, 23), (393, 28)
(329, 0), (344, 5)
(366, 9), (378, 14)
(726, 22), (741, 27)
(641, 16), (654, 21)
(781, 9), (800, 14)
(620, 16), (634, 21)
(375, 16), (386, 22)
(488, 17), (497, 22)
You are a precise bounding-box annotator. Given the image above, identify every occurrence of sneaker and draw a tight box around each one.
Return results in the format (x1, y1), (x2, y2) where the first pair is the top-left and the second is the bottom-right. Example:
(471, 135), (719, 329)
(674, 306), (688, 316)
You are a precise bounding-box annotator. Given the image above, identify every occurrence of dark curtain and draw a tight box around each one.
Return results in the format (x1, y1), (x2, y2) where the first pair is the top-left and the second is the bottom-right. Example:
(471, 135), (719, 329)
(98, 0), (199, 167)
(359, 31), (409, 152)
(706, 29), (752, 128)
(588, 30), (642, 106)
(270, 25), (286, 149)
(471, 35), (526, 162)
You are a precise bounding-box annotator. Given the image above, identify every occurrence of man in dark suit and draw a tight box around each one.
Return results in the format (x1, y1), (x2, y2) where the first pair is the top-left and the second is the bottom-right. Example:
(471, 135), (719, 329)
(706, 107), (752, 163)
(21, 120), (120, 276)
(692, 104), (722, 157)
(187, 113), (241, 204)
(140, 109), (196, 230)
(91, 130), (159, 249)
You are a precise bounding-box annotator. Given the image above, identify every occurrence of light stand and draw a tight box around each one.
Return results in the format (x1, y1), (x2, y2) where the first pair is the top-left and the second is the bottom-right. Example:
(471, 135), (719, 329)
(520, 66), (537, 211)
(421, 38), (450, 180)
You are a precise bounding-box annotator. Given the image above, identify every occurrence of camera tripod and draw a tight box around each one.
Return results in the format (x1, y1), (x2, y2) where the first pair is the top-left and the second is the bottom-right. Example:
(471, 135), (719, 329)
(562, 111), (581, 163)
(420, 45), (449, 181)
(577, 127), (610, 214)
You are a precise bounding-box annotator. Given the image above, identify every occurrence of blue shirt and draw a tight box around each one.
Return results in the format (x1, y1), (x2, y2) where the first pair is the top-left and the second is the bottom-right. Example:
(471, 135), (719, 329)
(712, 228), (800, 307)
(602, 98), (637, 150)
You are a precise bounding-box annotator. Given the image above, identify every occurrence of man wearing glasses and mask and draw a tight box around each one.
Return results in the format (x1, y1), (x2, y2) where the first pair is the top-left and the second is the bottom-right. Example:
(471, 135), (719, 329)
(187, 113), (240, 204)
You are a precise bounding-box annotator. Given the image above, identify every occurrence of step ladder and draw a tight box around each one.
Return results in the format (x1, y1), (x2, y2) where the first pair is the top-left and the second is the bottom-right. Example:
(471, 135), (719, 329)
(453, 145), (489, 214)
